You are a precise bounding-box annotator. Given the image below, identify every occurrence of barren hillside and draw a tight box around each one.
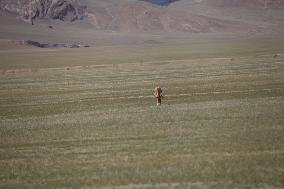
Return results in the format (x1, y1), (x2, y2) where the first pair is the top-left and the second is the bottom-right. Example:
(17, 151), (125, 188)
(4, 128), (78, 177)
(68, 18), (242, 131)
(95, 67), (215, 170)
(168, 0), (284, 33)
(197, 0), (284, 9)
(0, 0), (87, 24)
(0, 0), (283, 46)
(0, 0), (259, 33)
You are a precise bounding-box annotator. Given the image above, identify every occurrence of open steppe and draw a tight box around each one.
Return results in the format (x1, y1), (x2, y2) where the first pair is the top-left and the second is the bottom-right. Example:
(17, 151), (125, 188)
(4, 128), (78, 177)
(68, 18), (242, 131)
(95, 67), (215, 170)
(0, 36), (284, 188)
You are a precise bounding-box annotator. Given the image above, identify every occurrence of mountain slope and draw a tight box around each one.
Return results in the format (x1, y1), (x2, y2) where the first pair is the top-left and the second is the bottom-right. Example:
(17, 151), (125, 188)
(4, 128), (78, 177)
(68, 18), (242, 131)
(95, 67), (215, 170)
(83, 0), (253, 33)
(0, 0), (283, 42)
(169, 0), (284, 33)
(197, 0), (284, 9)
(0, 0), (86, 24)
(0, 0), (257, 33)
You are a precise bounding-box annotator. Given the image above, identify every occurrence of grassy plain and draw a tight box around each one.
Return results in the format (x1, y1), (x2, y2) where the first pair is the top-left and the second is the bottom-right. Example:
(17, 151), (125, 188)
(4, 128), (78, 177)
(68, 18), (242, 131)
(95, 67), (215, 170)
(0, 37), (284, 189)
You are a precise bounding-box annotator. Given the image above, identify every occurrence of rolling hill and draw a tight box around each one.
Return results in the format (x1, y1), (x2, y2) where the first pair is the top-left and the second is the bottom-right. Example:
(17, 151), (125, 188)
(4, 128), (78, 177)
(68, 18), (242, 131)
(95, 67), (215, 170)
(0, 0), (254, 33)
(0, 0), (283, 46)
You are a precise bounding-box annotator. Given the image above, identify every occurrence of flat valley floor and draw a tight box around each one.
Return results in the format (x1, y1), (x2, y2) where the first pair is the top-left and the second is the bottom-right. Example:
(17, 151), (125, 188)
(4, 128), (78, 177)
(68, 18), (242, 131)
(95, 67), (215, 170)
(0, 36), (284, 189)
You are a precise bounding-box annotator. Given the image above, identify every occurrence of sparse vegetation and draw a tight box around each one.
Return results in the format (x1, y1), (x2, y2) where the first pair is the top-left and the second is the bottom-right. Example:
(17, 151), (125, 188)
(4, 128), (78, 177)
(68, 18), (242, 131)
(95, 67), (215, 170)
(0, 38), (284, 189)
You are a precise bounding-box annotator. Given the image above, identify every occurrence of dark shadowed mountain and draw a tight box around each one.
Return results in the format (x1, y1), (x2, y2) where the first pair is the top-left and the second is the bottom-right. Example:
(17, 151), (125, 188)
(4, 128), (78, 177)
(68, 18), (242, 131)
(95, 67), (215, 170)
(139, 0), (179, 6)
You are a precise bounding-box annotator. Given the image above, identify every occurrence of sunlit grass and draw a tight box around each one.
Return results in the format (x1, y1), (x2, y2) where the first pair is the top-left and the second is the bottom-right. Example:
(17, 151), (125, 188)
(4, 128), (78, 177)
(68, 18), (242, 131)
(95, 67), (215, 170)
(0, 38), (284, 189)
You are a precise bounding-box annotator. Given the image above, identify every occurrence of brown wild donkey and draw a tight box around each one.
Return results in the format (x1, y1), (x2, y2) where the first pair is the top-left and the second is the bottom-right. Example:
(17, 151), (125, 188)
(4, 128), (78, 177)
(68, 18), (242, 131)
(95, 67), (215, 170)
(153, 86), (163, 106)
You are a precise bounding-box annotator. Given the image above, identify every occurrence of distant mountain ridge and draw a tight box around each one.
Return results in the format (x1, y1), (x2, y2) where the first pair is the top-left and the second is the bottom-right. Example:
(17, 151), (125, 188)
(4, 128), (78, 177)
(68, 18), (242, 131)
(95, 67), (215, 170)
(0, 0), (283, 33)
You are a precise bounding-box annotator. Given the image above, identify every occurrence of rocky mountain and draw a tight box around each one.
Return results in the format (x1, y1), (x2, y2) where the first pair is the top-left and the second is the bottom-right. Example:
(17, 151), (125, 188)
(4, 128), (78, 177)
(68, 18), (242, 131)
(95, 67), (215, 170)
(0, 0), (283, 33)
(0, 0), (248, 33)
(0, 0), (86, 24)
